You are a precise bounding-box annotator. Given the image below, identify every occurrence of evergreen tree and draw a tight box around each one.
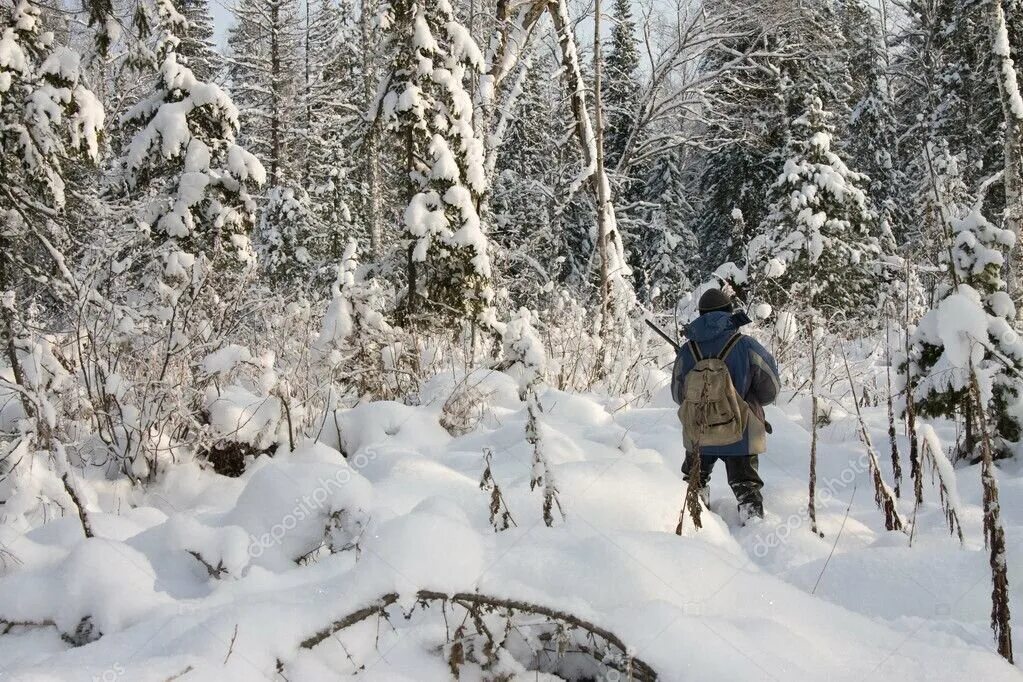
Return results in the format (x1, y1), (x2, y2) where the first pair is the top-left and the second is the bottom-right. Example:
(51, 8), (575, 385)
(491, 48), (566, 306)
(893, 0), (1023, 229)
(692, 0), (856, 275)
(378, 0), (494, 327)
(257, 186), (315, 289)
(842, 0), (905, 242)
(174, 0), (223, 82)
(112, 0), (266, 476)
(303, 0), (362, 259)
(603, 0), (640, 169)
(0, 0), (104, 437)
(123, 0), (265, 311)
(906, 202), (1023, 457)
(601, 0), (652, 298)
(755, 96), (881, 317)
(226, 0), (302, 183)
(634, 149), (697, 303)
(0, 0), (103, 520)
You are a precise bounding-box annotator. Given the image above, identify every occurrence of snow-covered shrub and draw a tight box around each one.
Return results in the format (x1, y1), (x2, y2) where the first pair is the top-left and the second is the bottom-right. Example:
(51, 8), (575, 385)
(539, 290), (602, 392)
(314, 240), (399, 402)
(499, 307), (563, 526)
(0, 318), (90, 532)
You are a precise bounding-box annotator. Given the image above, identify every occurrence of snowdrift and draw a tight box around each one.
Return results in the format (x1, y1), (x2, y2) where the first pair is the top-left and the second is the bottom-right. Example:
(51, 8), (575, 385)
(0, 372), (1020, 680)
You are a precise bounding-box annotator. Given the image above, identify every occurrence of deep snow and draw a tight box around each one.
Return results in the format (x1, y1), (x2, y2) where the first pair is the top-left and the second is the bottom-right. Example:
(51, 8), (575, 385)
(0, 368), (1021, 681)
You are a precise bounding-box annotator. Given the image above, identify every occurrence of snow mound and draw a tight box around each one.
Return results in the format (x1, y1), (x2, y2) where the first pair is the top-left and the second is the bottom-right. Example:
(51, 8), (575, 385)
(0, 389), (1020, 680)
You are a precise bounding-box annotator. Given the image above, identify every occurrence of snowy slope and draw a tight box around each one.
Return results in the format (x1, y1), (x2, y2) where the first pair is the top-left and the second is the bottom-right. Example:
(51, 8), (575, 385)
(0, 369), (1020, 681)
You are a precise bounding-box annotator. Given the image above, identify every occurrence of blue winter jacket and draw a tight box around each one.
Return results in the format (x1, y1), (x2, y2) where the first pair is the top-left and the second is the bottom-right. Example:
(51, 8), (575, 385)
(670, 311), (781, 456)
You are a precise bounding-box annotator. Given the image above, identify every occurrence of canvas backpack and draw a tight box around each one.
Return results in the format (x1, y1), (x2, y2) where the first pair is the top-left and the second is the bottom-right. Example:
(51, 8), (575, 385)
(680, 333), (746, 450)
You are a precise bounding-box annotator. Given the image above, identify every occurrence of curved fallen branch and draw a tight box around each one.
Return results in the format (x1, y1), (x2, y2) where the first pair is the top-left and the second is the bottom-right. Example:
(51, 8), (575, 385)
(299, 589), (658, 680)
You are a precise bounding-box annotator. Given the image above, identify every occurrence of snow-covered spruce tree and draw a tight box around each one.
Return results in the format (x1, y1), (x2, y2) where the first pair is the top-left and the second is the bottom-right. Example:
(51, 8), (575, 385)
(257, 186), (315, 290)
(119, 0), (265, 477)
(912, 140), (973, 266)
(173, 0), (223, 82)
(755, 95), (881, 318)
(905, 204), (1023, 458)
(302, 0), (361, 260)
(893, 0), (1023, 251)
(692, 0), (856, 275)
(226, 0), (302, 183)
(125, 0), (264, 271)
(842, 0), (906, 243)
(635, 148), (698, 304)
(690, 0), (784, 271)
(490, 47), (566, 308)
(603, 0), (640, 170)
(601, 0), (653, 299)
(0, 0), (104, 529)
(377, 0), (494, 329)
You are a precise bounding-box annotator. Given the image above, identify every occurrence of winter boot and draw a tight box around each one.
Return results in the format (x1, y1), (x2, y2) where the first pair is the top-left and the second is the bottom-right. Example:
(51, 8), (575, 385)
(698, 487), (710, 508)
(738, 500), (764, 525)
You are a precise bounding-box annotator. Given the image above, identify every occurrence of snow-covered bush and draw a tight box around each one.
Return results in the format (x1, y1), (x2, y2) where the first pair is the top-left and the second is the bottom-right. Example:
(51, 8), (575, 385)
(314, 240), (399, 401)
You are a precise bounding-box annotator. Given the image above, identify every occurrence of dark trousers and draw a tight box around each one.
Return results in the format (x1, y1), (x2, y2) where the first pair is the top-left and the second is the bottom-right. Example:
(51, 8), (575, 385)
(682, 452), (763, 507)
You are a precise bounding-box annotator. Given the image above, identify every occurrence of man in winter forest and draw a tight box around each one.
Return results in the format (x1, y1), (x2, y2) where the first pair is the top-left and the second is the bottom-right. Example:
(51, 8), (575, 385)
(671, 288), (781, 523)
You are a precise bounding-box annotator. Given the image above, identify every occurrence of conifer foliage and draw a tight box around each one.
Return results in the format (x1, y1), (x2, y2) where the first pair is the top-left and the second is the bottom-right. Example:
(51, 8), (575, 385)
(0, 0), (104, 532)
(124, 0), (265, 279)
(905, 204), (1023, 457)
(756, 95), (880, 317)
(603, 0), (640, 169)
(377, 0), (493, 328)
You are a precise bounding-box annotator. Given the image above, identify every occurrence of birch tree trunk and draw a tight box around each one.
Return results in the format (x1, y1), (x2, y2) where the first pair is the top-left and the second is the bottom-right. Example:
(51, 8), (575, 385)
(547, 0), (636, 379)
(476, 0), (546, 216)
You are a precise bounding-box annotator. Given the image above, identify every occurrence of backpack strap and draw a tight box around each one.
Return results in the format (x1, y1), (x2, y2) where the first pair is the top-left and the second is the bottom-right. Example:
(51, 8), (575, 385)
(717, 333), (743, 360)
(688, 340), (703, 362)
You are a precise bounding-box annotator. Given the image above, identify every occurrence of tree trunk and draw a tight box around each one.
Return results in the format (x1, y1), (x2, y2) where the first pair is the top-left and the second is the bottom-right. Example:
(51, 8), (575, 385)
(548, 0), (635, 374)
(362, 0), (382, 260)
(593, 0), (612, 343)
(270, 0), (282, 183)
(990, 0), (1023, 304)
(303, 0), (312, 188)
(808, 316), (821, 536)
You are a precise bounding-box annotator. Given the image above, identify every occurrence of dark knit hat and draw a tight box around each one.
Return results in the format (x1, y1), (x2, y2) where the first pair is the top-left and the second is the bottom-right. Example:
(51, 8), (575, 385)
(698, 288), (733, 315)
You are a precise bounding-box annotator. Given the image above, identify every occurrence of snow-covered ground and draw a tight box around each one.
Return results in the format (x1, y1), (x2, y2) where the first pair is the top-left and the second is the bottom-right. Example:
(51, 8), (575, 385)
(1, 369), (1021, 681)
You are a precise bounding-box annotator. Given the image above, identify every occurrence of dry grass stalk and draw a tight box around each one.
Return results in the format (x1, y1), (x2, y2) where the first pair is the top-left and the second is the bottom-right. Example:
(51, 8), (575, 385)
(969, 370), (1014, 663)
(842, 350), (906, 532)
